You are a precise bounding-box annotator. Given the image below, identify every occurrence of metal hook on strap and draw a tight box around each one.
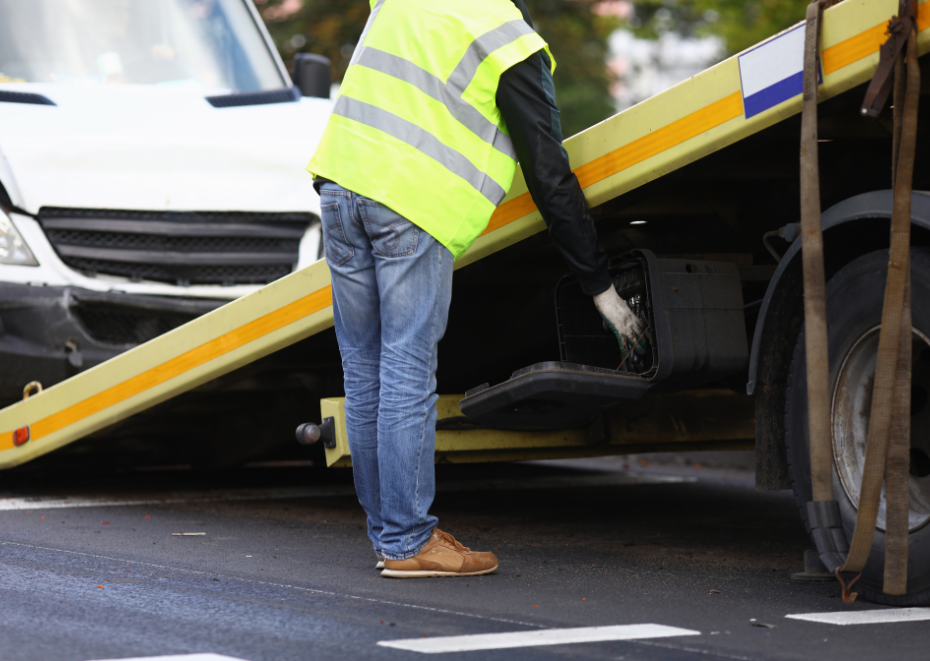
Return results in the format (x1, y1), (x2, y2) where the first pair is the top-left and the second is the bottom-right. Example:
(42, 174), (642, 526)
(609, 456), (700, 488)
(834, 568), (863, 604)
(22, 381), (43, 400)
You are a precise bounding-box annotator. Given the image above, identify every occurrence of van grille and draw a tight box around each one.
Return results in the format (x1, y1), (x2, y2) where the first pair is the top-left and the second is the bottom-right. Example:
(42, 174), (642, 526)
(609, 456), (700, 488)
(39, 208), (314, 286)
(63, 258), (293, 286)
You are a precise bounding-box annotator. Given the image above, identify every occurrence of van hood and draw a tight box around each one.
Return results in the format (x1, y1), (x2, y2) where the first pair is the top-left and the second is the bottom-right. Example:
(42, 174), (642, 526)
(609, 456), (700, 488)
(0, 84), (329, 215)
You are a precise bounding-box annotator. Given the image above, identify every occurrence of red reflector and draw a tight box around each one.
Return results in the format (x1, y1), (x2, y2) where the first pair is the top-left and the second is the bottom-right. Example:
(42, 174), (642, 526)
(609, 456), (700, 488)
(13, 426), (30, 446)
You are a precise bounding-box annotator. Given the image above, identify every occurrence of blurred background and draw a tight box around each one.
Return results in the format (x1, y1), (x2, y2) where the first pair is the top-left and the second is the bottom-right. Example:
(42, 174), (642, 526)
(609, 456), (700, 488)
(255, 0), (809, 137)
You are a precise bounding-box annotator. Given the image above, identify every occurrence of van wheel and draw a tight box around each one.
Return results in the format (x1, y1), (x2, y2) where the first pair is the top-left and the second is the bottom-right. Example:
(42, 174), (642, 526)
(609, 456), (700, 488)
(785, 248), (930, 605)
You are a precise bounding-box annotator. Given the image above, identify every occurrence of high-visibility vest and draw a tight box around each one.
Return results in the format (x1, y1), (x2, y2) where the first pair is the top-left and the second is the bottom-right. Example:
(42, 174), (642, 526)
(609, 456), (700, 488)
(307, 0), (553, 259)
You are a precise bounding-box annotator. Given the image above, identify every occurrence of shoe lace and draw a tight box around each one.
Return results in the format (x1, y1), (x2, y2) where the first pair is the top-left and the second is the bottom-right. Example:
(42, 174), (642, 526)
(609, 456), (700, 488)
(434, 528), (470, 552)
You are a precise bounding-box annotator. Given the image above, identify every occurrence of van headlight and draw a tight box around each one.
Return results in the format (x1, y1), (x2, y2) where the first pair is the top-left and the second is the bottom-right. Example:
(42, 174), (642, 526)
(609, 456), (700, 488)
(0, 212), (38, 266)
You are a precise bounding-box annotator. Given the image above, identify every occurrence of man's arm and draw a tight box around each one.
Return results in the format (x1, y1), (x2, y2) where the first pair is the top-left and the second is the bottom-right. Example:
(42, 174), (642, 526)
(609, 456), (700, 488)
(496, 49), (611, 297)
(496, 46), (646, 354)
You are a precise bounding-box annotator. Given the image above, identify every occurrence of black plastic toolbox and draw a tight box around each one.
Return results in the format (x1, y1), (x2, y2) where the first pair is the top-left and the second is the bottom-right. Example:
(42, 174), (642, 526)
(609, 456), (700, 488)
(458, 250), (748, 429)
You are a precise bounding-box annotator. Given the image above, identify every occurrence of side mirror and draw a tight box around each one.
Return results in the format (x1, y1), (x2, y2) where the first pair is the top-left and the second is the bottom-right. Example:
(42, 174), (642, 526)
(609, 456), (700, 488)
(293, 53), (332, 99)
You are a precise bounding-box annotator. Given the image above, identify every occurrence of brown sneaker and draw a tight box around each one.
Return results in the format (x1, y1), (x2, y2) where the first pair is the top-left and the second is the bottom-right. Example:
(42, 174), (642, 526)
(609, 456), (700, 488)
(381, 529), (498, 578)
(376, 558), (384, 570)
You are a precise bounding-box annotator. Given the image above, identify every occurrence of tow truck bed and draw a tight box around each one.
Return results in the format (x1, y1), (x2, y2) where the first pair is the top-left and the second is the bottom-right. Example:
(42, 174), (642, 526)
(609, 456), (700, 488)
(0, 0), (919, 469)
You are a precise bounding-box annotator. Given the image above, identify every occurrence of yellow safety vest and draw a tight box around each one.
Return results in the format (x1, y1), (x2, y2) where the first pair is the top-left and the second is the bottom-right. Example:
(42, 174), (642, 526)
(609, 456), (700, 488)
(307, 0), (553, 259)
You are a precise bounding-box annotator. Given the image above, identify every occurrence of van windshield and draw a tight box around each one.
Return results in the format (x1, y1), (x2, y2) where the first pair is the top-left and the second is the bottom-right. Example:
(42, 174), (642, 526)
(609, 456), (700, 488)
(0, 0), (287, 92)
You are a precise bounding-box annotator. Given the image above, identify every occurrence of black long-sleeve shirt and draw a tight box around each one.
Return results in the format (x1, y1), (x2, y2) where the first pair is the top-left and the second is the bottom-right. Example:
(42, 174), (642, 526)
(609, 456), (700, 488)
(497, 0), (611, 296)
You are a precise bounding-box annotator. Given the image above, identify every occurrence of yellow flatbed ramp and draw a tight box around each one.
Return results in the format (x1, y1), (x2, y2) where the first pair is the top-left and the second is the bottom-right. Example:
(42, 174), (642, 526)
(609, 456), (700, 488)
(0, 0), (919, 469)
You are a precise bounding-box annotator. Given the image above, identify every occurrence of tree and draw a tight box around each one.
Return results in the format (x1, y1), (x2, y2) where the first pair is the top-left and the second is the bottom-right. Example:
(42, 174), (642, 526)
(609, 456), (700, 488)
(628, 0), (810, 57)
(254, 0), (621, 136)
(255, 0), (368, 84)
(527, 0), (622, 136)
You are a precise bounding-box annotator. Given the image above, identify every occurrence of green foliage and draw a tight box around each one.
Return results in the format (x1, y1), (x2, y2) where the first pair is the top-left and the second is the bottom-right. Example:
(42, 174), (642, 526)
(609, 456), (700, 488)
(255, 0), (621, 136)
(525, 0), (622, 136)
(629, 0), (810, 57)
(255, 0), (369, 84)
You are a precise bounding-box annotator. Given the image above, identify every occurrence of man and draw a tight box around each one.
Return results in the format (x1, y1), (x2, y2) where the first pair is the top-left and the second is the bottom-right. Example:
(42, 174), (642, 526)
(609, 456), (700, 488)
(308, 0), (644, 578)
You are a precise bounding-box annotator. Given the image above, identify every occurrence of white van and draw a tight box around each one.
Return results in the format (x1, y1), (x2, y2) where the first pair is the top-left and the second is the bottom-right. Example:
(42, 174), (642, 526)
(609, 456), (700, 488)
(0, 0), (330, 406)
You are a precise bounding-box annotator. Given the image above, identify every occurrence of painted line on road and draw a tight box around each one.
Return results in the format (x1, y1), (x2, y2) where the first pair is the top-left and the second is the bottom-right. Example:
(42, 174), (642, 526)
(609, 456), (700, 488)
(0, 472), (689, 512)
(88, 655), (247, 661)
(785, 607), (930, 625)
(378, 624), (700, 654)
(0, 486), (355, 511)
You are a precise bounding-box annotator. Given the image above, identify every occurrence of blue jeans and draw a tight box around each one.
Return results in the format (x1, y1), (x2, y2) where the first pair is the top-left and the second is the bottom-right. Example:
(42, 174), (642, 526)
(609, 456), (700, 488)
(319, 183), (453, 561)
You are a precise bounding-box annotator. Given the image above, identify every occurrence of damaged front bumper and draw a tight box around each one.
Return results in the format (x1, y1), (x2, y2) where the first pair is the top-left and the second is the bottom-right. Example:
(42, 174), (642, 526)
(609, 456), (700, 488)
(0, 282), (225, 405)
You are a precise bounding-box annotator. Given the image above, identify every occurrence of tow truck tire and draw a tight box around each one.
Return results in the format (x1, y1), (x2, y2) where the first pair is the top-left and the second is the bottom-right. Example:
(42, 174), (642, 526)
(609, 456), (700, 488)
(785, 248), (930, 606)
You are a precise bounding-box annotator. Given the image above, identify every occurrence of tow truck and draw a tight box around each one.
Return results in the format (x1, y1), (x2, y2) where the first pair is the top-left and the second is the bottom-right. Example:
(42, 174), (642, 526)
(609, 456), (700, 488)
(2, 0), (928, 606)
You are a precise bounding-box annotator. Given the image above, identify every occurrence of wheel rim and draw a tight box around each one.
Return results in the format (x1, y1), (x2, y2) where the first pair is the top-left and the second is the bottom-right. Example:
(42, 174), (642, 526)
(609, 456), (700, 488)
(832, 326), (930, 532)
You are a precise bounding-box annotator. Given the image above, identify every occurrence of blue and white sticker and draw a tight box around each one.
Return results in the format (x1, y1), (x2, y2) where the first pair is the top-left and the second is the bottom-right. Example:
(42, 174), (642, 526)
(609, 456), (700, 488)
(738, 23), (821, 119)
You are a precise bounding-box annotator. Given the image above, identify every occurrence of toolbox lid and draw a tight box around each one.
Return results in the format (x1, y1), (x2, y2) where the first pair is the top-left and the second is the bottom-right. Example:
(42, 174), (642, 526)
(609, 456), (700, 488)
(459, 361), (650, 430)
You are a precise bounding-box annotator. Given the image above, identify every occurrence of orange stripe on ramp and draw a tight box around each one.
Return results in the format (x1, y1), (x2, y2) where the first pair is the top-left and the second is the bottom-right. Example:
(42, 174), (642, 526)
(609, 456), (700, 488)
(574, 92), (744, 190)
(484, 92), (744, 236)
(1, 286), (333, 451)
(823, 2), (930, 75)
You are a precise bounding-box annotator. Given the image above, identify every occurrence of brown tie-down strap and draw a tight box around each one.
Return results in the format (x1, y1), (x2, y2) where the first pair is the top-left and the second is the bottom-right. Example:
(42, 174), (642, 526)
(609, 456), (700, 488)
(800, 0), (833, 510)
(802, 0), (918, 602)
(801, 0), (851, 588)
(840, 0), (920, 592)
(841, 1), (920, 596)
(882, 31), (917, 598)
(862, 0), (916, 119)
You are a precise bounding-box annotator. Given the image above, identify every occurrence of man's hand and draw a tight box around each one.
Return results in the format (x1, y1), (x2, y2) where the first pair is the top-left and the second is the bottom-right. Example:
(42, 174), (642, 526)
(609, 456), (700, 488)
(593, 285), (647, 356)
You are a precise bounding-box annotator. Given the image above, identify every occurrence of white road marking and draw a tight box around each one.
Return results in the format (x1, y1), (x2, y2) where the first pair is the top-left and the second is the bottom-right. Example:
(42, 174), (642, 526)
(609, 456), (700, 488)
(0, 486), (355, 511)
(377, 624), (700, 654)
(786, 608), (930, 626)
(0, 472), (688, 512)
(88, 655), (247, 661)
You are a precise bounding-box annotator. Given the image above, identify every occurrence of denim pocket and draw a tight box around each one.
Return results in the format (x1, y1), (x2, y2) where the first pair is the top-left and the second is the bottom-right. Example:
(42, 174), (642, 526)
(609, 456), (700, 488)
(320, 202), (354, 266)
(358, 199), (419, 258)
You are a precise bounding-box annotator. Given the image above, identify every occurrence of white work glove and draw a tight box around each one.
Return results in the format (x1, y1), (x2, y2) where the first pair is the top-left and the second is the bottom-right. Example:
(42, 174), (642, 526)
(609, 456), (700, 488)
(593, 284), (647, 356)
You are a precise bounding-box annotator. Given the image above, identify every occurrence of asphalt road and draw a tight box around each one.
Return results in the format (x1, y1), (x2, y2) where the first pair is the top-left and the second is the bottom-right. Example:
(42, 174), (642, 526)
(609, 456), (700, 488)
(0, 454), (927, 661)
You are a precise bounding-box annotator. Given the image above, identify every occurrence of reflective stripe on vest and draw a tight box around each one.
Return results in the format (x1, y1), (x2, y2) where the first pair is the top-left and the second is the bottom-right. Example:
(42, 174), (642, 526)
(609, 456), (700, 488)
(353, 17), (537, 170)
(332, 96), (508, 205)
(354, 47), (517, 160)
(347, 0), (387, 69)
(308, 0), (551, 259)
